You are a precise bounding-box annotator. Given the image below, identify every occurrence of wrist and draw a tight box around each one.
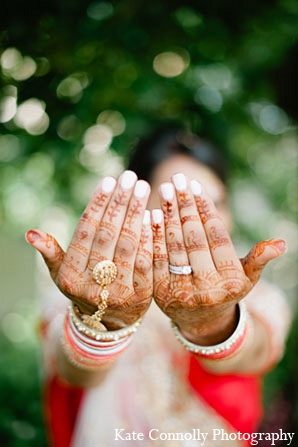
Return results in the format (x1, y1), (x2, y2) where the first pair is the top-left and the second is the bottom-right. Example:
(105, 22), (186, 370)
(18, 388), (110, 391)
(176, 304), (238, 346)
(171, 301), (248, 359)
(61, 304), (142, 371)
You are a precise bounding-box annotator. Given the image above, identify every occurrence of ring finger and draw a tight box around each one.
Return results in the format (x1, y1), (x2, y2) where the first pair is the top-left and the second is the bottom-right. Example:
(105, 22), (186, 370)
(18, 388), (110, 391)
(159, 181), (190, 270)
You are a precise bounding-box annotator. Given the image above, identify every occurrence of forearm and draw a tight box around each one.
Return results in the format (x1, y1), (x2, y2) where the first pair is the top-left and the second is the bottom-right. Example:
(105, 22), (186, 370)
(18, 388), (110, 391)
(44, 306), (137, 388)
(56, 335), (113, 387)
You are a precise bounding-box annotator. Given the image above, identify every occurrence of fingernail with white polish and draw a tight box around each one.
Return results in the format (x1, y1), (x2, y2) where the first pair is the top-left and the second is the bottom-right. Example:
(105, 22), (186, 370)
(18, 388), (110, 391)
(152, 209), (163, 223)
(190, 179), (202, 196)
(173, 173), (187, 192)
(102, 176), (116, 193)
(143, 210), (151, 225)
(120, 170), (137, 190)
(160, 182), (174, 201)
(134, 180), (149, 198)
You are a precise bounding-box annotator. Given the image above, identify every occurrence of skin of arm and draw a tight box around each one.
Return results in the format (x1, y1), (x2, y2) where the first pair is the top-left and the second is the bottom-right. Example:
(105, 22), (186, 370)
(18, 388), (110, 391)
(56, 334), (114, 387)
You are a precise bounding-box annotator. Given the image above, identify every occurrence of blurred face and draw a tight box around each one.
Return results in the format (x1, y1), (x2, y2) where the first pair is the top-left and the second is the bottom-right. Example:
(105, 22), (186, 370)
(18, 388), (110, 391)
(147, 154), (232, 232)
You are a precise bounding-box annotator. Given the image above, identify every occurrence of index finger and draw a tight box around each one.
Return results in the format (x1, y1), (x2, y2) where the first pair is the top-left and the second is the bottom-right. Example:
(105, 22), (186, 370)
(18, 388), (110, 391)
(64, 176), (117, 272)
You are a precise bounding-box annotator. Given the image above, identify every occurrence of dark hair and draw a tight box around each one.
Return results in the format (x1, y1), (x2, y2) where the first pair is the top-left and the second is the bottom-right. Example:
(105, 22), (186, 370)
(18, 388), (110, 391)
(127, 126), (227, 184)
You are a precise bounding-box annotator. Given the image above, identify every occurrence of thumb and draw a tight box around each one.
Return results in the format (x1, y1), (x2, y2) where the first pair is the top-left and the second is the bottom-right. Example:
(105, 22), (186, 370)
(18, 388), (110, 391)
(25, 229), (65, 280)
(240, 238), (287, 285)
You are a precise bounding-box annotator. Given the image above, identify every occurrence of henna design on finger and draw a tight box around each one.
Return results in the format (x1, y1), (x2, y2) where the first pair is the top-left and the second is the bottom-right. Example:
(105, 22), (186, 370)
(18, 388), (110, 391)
(116, 229), (138, 259)
(247, 239), (282, 262)
(168, 241), (186, 254)
(162, 201), (174, 218)
(140, 223), (150, 246)
(186, 230), (209, 253)
(153, 252), (168, 270)
(153, 252), (168, 261)
(168, 231), (185, 254)
(96, 221), (116, 247)
(135, 251), (152, 275)
(217, 259), (245, 274)
(240, 240), (283, 286)
(79, 231), (89, 240)
(42, 233), (65, 262)
(90, 192), (108, 212)
(81, 212), (98, 230)
(108, 191), (128, 222)
(35, 233), (65, 278)
(165, 219), (180, 228)
(152, 223), (162, 239)
(195, 197), (217, 224)
(177, 192), (193, 209)
(209, 226), (230, 250)
(88, 252), (106, 266)
(69, 242), (89, 257)
(181, 215), (199, 225)
(126, 200), (143, 227)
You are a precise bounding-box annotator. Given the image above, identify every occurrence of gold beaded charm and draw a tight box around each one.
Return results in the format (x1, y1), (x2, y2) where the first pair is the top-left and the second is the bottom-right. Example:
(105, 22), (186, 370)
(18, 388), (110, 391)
(87, 260), (117, 324)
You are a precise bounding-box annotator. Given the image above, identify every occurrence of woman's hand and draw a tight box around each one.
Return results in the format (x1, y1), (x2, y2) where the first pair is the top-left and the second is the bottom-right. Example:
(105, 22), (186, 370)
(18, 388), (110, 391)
(152, 172), (287, 345)
(26, 171), (153, 329)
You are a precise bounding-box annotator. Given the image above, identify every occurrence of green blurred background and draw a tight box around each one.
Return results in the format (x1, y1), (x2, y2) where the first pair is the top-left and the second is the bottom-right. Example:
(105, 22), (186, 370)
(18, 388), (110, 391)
(0, 0), (298, 445)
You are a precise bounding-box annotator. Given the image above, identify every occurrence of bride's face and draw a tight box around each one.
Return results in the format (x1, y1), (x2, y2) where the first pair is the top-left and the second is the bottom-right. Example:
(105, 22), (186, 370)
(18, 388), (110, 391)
(147, 153), (232, 232)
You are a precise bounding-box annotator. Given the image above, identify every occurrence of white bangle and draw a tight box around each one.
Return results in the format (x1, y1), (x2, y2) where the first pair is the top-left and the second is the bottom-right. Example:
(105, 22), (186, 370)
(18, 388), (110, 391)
(67, 312), (132, 356)
(69, 303), (142, 341)
(62, 311), (134, 370)
(171, 301), (248, 357)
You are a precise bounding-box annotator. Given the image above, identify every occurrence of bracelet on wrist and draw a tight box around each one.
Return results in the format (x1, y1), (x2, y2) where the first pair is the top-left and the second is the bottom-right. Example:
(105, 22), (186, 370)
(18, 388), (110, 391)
(69, 303), (142, 341)
(61, 304), (142, 370)
(171, 301), (248, 360)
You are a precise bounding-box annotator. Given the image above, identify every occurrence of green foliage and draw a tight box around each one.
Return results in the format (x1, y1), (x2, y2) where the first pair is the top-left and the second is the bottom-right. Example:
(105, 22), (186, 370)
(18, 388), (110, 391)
(0, 333), (46, 446)
(1, 0), (297, 234)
